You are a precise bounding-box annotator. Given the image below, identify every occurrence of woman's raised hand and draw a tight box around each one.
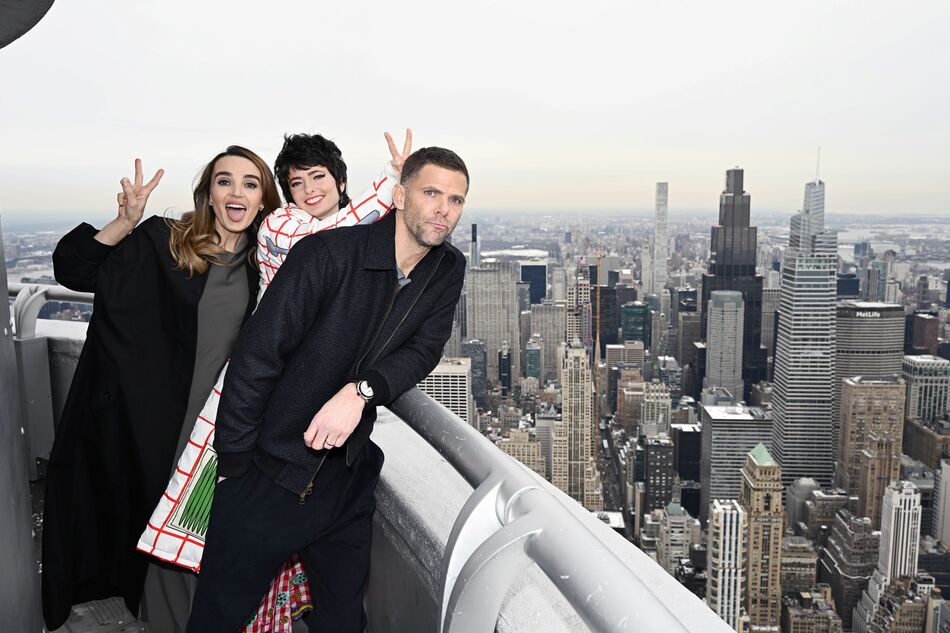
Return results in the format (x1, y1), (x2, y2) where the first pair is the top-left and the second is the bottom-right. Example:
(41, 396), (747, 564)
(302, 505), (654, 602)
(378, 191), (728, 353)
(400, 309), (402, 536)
(95, 159), (165, 246)
(118, 158), (164, 227)
(384, 129), (413, 181)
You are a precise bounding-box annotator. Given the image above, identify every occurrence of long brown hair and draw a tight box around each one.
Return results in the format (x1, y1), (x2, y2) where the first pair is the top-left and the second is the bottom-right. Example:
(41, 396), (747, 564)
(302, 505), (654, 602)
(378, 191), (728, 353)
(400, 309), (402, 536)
(168, 145), (281, 276)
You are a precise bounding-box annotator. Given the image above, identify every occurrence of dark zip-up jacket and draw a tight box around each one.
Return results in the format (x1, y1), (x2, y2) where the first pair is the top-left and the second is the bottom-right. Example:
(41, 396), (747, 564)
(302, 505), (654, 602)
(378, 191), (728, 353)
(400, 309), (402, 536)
(214, 210), (465, 494)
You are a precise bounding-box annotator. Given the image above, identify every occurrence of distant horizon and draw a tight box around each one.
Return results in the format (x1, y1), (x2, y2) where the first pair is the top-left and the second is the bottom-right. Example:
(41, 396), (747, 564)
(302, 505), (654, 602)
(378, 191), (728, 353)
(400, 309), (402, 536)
(3, 206), (948, 234)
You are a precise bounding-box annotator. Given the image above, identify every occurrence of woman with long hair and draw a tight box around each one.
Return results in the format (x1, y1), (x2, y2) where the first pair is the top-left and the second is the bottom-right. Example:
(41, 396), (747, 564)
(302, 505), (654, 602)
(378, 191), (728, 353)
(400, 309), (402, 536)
(41, 147), (280, 631)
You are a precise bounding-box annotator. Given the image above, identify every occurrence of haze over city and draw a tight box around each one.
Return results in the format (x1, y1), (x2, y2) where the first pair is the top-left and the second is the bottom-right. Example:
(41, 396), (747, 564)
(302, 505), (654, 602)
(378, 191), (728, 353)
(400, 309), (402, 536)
(2, 1), (949, 220)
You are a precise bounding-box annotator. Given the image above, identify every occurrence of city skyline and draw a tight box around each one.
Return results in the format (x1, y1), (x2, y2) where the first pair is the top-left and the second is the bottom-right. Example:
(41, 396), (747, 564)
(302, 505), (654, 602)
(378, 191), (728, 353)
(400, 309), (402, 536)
(2, 2), (949, 220)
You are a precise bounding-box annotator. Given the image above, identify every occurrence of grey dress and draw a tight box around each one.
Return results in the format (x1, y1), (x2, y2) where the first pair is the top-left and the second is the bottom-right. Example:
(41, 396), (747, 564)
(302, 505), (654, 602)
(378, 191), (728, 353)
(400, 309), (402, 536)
(140, 238), (249, 633)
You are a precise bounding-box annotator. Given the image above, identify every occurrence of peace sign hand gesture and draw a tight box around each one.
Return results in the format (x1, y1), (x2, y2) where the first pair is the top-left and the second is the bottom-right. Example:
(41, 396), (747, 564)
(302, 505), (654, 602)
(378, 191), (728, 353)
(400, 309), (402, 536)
(384, 128), (413, 181)
(118, 158), (164, 227)
(95, 158), (165, 246)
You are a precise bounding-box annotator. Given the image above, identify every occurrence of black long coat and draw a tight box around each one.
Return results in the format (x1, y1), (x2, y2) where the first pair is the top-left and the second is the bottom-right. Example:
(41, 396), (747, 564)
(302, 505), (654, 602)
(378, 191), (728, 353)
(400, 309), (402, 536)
(41, 216), (258, 629)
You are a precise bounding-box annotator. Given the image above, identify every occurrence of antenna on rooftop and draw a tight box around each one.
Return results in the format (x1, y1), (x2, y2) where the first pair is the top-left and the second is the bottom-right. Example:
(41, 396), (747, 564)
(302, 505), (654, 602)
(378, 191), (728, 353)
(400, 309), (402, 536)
(815, 146), (821, 182)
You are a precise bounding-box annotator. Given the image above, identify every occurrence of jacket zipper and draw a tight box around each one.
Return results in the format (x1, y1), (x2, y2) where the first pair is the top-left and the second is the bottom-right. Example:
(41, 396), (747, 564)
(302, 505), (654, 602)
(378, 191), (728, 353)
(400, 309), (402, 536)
(362, 251), (446, 369)
(299, 278), (402, 504)
(298, 455), (324, 504)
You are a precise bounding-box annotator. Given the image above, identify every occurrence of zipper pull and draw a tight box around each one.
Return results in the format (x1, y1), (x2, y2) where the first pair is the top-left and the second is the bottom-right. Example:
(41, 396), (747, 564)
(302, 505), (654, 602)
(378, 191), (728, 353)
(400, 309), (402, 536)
(298, 481), (314, 505)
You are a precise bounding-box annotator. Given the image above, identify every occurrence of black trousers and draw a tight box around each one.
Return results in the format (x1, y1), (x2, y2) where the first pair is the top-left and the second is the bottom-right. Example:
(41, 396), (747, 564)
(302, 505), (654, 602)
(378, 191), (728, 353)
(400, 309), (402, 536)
(187, 442), (384, 633)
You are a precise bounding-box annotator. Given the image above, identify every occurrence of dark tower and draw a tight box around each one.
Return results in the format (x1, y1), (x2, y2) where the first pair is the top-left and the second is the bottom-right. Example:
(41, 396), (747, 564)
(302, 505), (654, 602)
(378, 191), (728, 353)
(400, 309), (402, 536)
(469, 223), (479, 268)
(700, 168), (767, 398)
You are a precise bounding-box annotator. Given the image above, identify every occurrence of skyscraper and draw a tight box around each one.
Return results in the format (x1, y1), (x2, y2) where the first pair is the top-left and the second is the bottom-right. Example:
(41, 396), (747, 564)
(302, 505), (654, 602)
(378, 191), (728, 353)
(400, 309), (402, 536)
(621, 301), (651, 347)
(760, 286), (780, 362)
(468, 223), (479, 268)
(520, 261), (547, 305)
(857, 433), (902, 530)
(740, 443), (784, 630)
(699, 405), (773, 523)
(562, 341), (596, 507)
(819, 510), (880, 631)
(459, 339), (487, 410)
(566, 269), (592, 351)
(878, 481), (922, 583)
(653, 182), (669, 293)
(657, 502), (697, 575)
(700, 168), (767, 398)
(641, 381), (673, 437)
(498, 341), (512, 394)
(417, 357), (476, 427)
(704, 291), (745, 399)
(524, 337), (542, 380)
(530, 301), (566, 386)
(834, 301), (905, 457)
(707, 499), (747, 630)
(498, 429), (545, 478)
(466, 261), (521, 382)
(644, 435), (675, 511)
(677, 311), (701, 367)
(771, 178), (838, 488)
(594, 284), (620, 354)
(902, 355), (950, 422)
(853, 481), (922, 633)
(781, 536), (819, 595)
(936, 459), (950, 544)
(836, 375), (905, 495)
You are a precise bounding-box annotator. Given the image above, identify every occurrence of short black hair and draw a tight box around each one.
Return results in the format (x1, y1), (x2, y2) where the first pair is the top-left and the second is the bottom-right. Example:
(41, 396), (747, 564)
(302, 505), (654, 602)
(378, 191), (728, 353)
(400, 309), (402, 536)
(400, 147), (469, 192)
(273, 133), (349, 208)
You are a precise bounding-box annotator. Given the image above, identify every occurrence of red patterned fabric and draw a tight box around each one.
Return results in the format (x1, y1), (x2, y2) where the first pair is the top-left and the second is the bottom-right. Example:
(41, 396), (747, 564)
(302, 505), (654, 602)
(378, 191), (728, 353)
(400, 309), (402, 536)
(243, 555), (312, 633)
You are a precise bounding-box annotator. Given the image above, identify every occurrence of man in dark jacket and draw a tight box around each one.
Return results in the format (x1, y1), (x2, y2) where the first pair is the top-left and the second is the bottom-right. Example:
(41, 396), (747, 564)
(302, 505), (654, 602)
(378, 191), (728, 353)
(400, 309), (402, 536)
(187, 147), (469, 633)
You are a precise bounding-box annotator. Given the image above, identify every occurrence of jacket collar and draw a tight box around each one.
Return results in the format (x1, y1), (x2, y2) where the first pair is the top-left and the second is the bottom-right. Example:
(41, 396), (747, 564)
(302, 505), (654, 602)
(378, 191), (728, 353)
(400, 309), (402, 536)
(362, 210), (447, 271)
(363, 210), (397, 270)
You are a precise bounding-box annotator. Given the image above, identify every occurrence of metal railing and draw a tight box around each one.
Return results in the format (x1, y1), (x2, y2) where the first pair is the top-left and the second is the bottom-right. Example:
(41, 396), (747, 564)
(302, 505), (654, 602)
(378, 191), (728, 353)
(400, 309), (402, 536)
(8, 284), (731, 633)
(392, 389), (722, 633)
(9, 282), (93, 338)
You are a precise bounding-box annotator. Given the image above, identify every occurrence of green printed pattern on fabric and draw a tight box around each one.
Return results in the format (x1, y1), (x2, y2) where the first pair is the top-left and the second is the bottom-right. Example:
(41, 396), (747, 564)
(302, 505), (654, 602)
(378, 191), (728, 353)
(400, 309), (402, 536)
(175, 452), (217, 537)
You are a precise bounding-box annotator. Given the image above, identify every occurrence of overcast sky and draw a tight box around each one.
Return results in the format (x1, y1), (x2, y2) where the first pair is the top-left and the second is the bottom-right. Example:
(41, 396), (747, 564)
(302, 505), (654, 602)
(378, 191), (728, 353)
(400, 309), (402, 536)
(1, 1), (948, 222)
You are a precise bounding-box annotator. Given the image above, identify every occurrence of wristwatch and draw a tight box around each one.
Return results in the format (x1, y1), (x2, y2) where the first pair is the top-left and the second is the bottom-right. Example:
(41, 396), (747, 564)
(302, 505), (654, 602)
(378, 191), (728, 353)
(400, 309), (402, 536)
(355, 380), (374, 403)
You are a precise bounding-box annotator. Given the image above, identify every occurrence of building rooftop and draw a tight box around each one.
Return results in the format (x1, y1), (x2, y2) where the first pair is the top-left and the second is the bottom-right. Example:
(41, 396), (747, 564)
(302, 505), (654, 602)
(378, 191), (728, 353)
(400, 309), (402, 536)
(702, 405), (770, 421)
(665, 502), (686, 516)
(838, 300), (903, 310)
(593, 511), (626, 529)
(843, 374), (903, 385)
(749, 442), (777, 466)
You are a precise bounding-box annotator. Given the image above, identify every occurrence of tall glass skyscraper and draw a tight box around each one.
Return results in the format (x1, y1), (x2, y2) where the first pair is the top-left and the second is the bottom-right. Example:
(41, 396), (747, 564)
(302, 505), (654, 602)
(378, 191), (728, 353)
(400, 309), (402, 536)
(771, 178), (838, 488)
(700, 168), (767, 399)
(653, 182), (669, 293)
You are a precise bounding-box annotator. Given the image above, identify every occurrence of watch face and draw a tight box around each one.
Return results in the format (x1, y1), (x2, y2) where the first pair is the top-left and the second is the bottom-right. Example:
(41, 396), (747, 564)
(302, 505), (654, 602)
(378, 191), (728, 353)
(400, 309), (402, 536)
(359, 381), (374, 399)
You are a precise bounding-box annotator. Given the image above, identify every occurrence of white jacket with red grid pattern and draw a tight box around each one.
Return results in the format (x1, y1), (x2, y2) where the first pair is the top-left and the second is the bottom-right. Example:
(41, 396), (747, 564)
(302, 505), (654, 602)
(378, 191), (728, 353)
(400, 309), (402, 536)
(256, 163), (396, 302)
